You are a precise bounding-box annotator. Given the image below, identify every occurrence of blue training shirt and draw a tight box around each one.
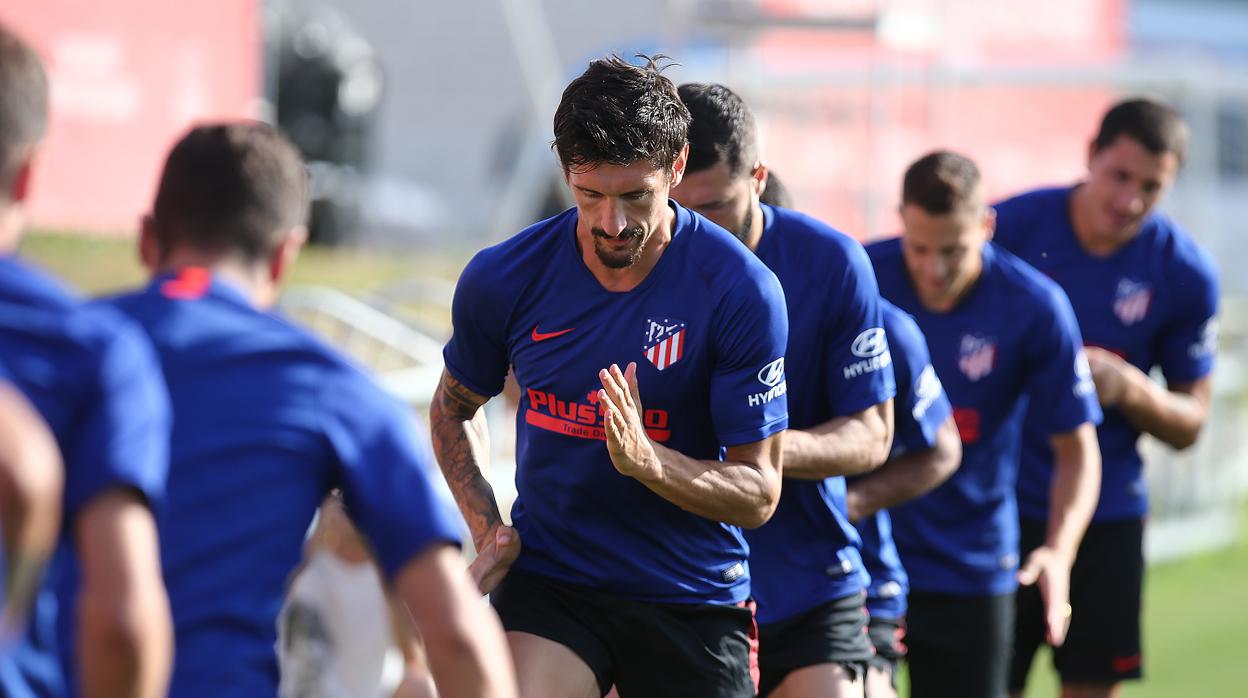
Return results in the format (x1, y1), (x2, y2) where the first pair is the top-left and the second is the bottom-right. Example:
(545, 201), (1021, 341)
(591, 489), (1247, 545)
(994, 186), (1219, 522)
(867, 239), (1102, 595)
(744, 204), (896, 625)
(853, 299), (953, 619)
(0, 255), (170, 698)
(444, 201), (789, 605)
(103, 269), (464, 698)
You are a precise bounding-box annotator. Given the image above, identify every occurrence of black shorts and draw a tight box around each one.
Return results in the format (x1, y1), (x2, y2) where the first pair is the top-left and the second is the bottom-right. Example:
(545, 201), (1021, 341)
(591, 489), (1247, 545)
(756, 591), (872, 697)
(865, 614), (905, 677)
(1009, 516), (1145, 690)
(904, 589), (1014, 698)
(491, 569), (758, 698)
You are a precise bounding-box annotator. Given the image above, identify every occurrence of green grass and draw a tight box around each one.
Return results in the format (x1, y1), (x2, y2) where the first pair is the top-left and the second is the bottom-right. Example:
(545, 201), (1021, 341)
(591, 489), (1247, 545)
(19, 230), (471, 295)
(898, 510), (1248, 697)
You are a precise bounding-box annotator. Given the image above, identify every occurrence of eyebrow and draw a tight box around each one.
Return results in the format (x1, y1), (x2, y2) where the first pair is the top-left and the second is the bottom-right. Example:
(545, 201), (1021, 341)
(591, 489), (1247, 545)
(574, 184), (654, 198)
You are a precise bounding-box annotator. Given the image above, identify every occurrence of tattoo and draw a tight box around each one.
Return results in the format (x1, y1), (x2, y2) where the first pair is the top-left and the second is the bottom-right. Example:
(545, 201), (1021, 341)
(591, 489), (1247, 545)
(429, 371), (501, 546)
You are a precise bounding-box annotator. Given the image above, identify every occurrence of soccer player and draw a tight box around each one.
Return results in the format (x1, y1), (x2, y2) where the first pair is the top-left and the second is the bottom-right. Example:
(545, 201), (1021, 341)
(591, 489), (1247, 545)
(0, 377), (62, 642)
(846, 300), (962, 698)
(995, 99), (1218, 698)
(105, 122), (516, 698)
(432, 56), (789, 698)
(671, 83), (895, 698)
(866, 151), (1103, 698)
(0, 23), (174, 697)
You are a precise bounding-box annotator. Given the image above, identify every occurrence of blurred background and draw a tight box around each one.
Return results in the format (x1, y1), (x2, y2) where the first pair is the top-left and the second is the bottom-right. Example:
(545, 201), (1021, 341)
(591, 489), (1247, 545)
(3, 1), (1246, 695)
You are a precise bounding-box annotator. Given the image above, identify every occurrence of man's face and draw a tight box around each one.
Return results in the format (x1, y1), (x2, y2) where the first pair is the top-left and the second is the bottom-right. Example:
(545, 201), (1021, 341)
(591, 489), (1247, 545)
(671, 161), (758, 244)
(567, 157), (682, 269)
(1081, 134), (1179, 240)
(899, 196), (994, 309)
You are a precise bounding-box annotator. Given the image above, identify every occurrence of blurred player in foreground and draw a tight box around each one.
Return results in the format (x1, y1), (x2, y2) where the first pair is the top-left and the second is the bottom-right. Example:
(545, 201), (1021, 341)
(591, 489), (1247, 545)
(0, 22), (173, 697)
(103, 121), (515, 698)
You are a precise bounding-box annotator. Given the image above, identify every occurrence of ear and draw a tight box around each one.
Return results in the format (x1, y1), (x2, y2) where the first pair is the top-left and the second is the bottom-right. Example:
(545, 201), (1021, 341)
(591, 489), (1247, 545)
(751, 162), (769, 198)
(268, 225), (307, 285)
(138, 215), (161, 271)
(9, 156), (35, 203)
(669, 143), (690, 187)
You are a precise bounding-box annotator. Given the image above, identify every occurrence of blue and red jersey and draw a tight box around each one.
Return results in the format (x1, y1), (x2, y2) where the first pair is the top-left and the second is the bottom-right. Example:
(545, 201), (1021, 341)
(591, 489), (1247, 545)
(0, 255), (170, 697)
(868, 239), (1102, 595)
(102, 269), (463, 697)
(743, 204), (896, 625)
(854, 299), (954, 618)
(994, 186), (1219, 522)
(444, 201), (789, 605)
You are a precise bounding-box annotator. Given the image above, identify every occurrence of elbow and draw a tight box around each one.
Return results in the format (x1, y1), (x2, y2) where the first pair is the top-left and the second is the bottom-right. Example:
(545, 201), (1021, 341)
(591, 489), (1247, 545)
(1164, 427), (1201, 451)
(933, 417), (963, 481)
(738, 470), (783, 529)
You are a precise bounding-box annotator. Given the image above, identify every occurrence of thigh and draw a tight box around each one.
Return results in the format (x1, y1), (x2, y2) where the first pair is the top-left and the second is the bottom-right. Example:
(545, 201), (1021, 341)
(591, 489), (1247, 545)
(904, 591), (1013, 698)
(508, 632), (601, 698)
(771, 662), (863, 698)
(1008, 517), (1049, 693)
(612, 600), (758, 698)
(491, 570), (612, 696)
(1054, 519), (1145, 686)
(757, 593), (873, 697)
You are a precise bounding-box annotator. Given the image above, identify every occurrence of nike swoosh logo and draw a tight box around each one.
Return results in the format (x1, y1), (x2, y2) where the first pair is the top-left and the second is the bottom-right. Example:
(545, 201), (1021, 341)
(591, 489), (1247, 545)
(532, 325), (575, 342)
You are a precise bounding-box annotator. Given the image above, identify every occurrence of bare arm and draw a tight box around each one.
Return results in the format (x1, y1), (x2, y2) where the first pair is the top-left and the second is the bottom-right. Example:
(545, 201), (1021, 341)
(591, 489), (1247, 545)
(1017, 422), (1101, 647)
(395, 544), (518, 698)
(780, 400), (894, 479)
(0, 384), (63, 630)
(1085, 347), (1211, 450)
(845, 414), (961, 521)
(428, 369), (518, 593)
(75, 490), (173, 698)
(599, 363), (783, 529)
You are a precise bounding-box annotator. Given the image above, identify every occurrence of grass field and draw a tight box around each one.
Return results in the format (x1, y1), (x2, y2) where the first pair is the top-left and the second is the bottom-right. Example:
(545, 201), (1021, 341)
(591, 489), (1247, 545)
(21, 231), (1248, 696)
(896, 506), (1248, 697)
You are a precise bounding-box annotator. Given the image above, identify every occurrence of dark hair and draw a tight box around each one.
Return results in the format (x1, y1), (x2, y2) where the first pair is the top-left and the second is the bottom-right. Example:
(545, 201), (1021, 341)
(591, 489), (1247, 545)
(902, 150), (982, 215)
(153, 122), (308, 263)
(1093, 97), (1188, 163)
(759, 171), (792, 208)
(552, 54), (689, 173)
(678, 83), (757, 177)
(0, 23), (49, 194)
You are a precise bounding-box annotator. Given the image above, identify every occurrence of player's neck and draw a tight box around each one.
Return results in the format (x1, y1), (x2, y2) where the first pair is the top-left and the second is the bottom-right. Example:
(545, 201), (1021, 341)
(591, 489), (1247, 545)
(0, 205), (26, 255)
(914, 265), (982, 314)
(580, 205), (675, 293)
(742, 203), (765, 252)
(1069, 184), (1139, 257)
(155, 251), (277, 308)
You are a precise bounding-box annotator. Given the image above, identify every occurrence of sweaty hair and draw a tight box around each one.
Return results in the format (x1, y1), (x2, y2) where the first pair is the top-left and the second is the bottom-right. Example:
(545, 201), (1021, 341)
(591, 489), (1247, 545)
(0, 23), (49, 195)
(759, 171), (792, 208)
(553, 54), (689, 174)
(153, 122), (307, 263)
(902, 150), (982, 215)
(1093, 97), (1188, 163)
(678, 83), (757, 177)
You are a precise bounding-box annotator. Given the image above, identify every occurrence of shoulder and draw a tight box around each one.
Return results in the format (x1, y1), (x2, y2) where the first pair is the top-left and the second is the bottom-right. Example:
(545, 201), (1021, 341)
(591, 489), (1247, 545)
(881, 300), (923, 349)
(681, 204), (783, 301)
(462, 208), (575, 285)
(992, 186), (1071, 248)
(992, 185), (1069, 218)
(0, 256), (81, 311)
(989, 244), (1077, 325)
(1146, 214), (1219, 289)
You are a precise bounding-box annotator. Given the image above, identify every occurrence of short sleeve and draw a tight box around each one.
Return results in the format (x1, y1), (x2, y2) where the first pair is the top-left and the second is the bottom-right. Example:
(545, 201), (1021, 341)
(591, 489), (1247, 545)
(442, 251), (512, 398)
(1024, 285), (1103, 435)
(710, 267), (790, 447)
(64, 319), (171, 520)
(821, 241), (896, 416)
(884, 307), (952, 455)
(322, 372), (465, 579)
(1158, 254), (1219, 384)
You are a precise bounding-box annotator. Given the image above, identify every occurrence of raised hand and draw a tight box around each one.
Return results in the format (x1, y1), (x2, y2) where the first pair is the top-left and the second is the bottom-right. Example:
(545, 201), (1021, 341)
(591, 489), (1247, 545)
(598, 362), (662, 482)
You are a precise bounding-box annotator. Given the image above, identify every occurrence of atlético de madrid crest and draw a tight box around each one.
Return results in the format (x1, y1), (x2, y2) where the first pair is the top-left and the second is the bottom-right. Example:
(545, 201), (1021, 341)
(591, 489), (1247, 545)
(958, 334), (997, 382)
(1114, 279), (1152, 326)
(643, 318), (686, 371)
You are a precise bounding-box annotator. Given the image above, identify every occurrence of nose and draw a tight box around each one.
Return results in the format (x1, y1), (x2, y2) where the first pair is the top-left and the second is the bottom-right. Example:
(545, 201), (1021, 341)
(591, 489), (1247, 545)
(597, 198), (628, 237)
(1114, 187), (1144, 216)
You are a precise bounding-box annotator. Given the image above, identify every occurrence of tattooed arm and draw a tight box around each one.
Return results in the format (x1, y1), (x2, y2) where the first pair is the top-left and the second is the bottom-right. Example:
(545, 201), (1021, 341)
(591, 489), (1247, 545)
(428, 369), (518, 594)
